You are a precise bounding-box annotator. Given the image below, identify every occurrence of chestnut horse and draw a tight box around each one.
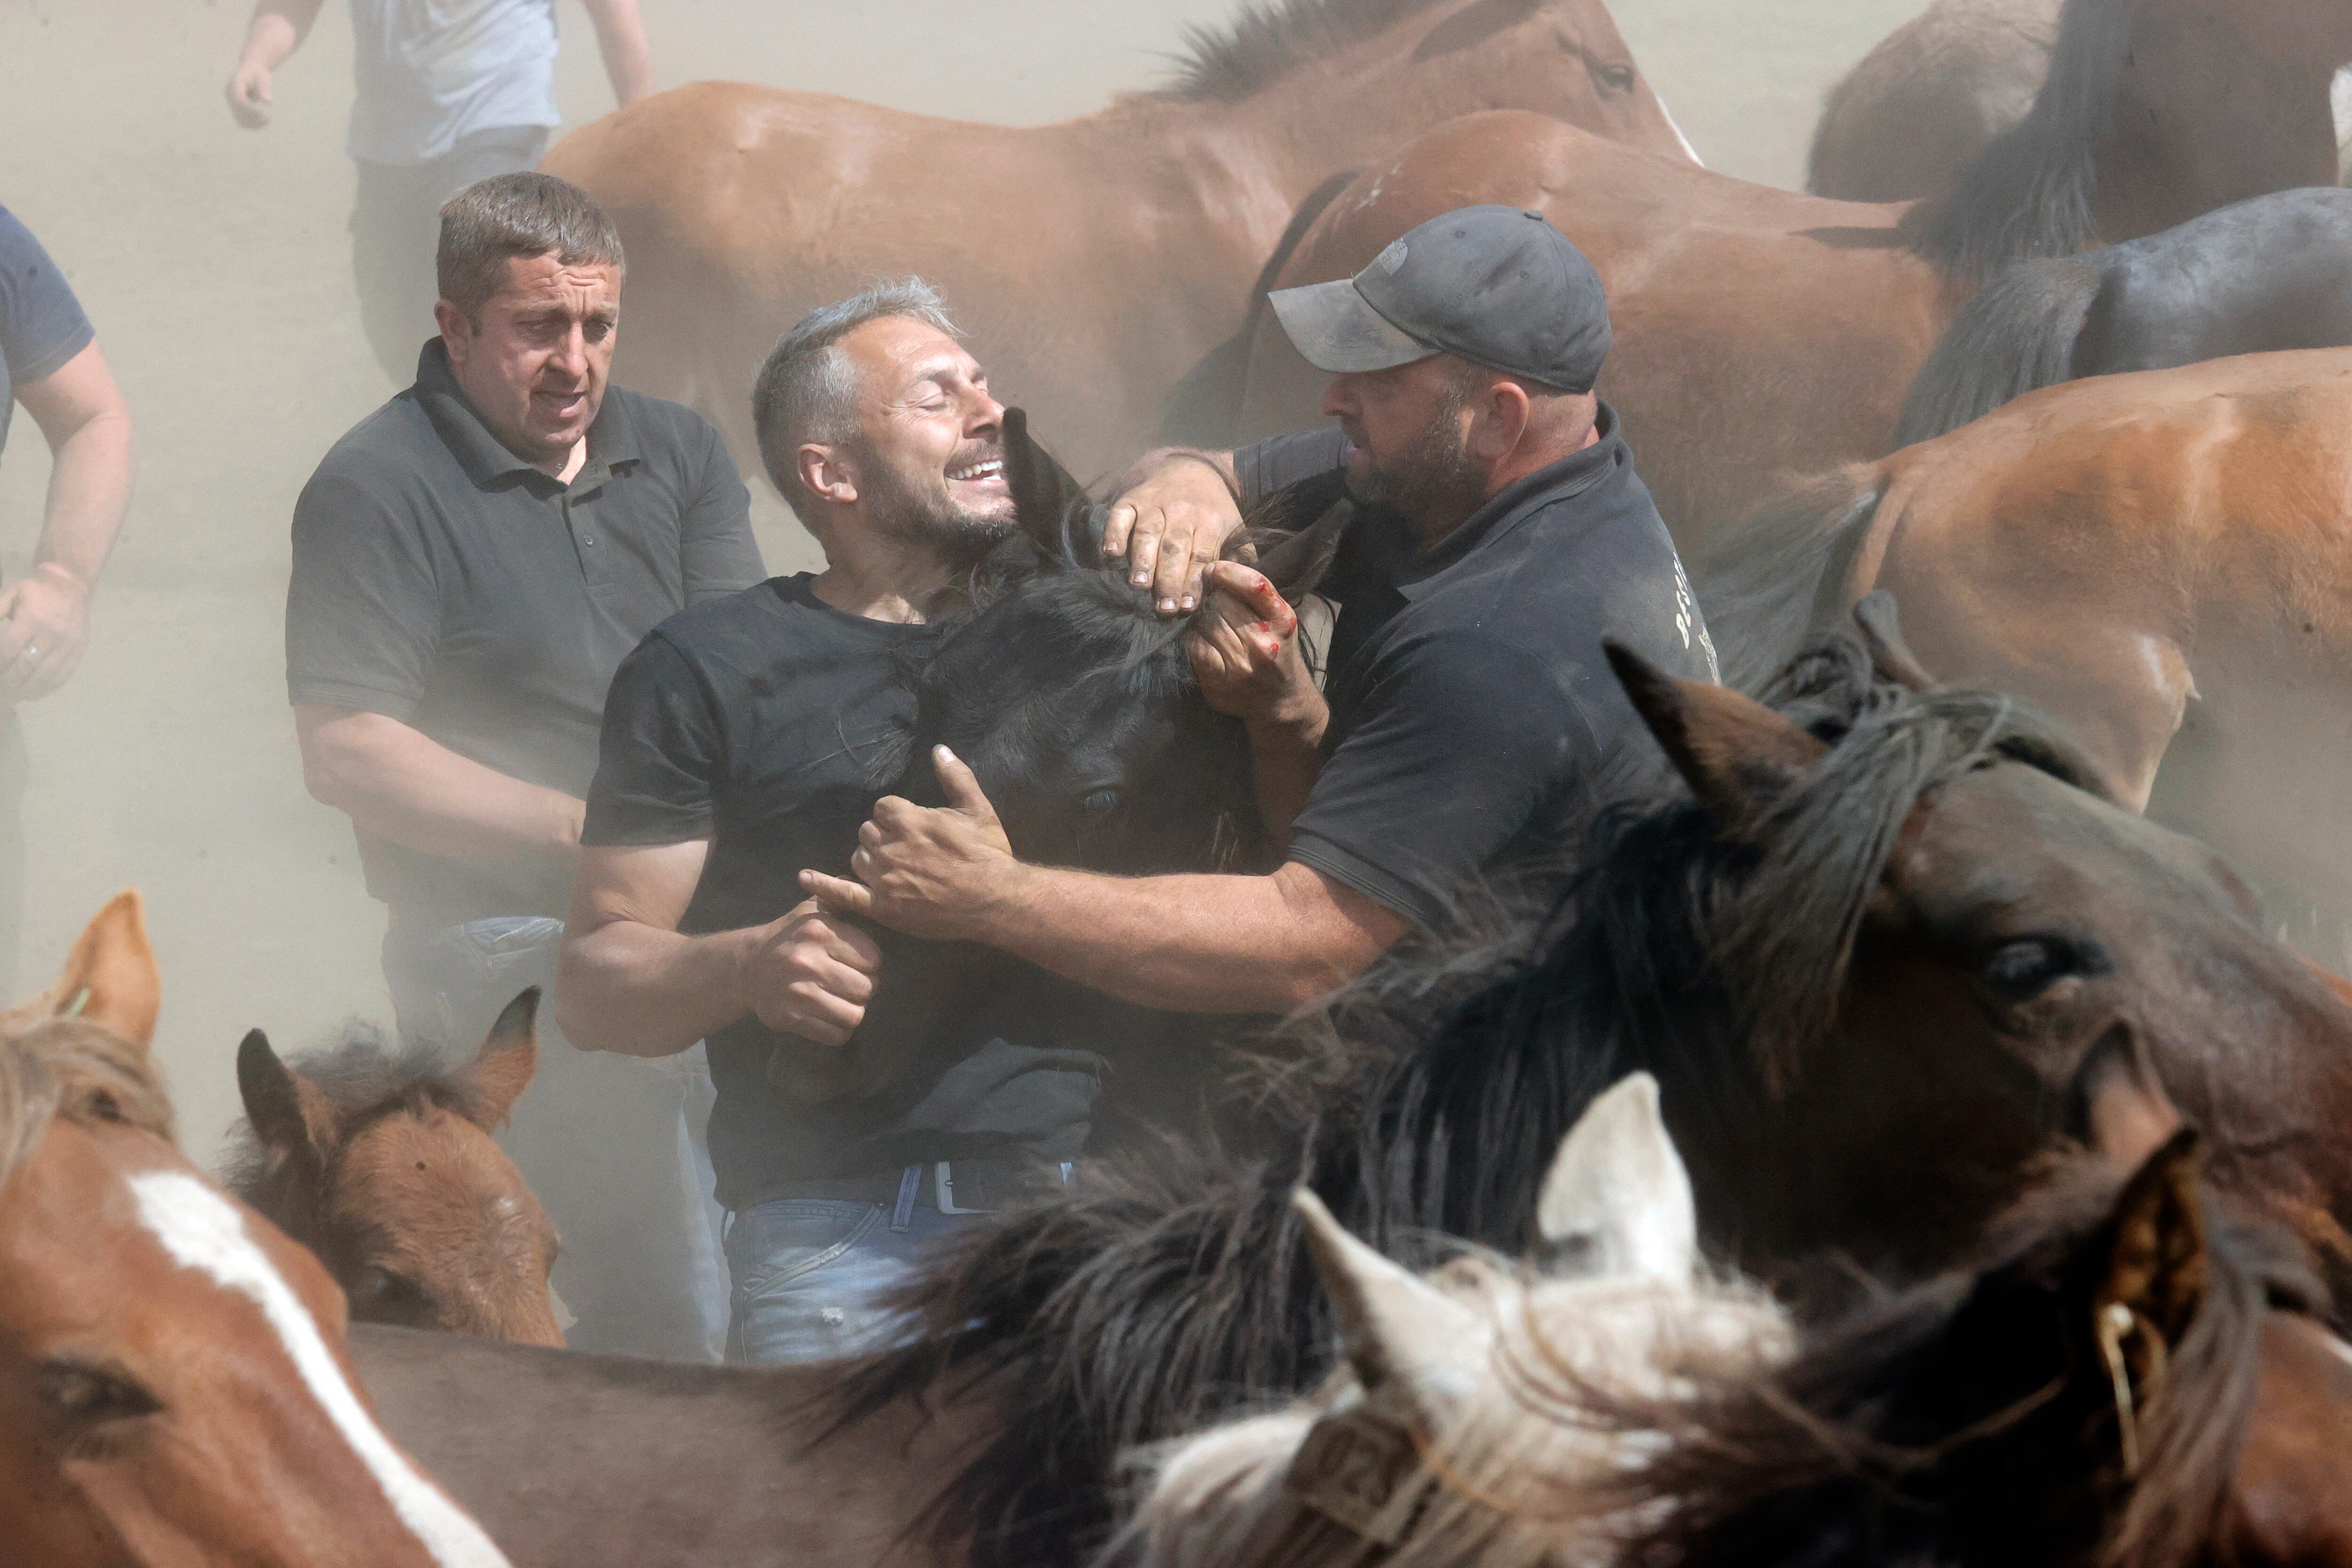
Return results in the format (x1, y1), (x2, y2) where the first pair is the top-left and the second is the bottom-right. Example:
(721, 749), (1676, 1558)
(1219, 0), (2352, 552)
(1699, 346), (2352, 958)
(225, 989), (563, 1346)
(0, 893), (510, 1568)
(540, 0), (1695, 479)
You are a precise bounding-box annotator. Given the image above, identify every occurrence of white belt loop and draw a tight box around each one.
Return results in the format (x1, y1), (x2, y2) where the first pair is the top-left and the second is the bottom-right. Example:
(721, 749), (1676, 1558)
(936, 1161), (983, 1215)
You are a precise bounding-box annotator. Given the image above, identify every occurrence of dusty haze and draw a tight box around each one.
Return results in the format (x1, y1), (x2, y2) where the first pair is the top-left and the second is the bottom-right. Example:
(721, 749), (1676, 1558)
(0, 0), (1918, 1163)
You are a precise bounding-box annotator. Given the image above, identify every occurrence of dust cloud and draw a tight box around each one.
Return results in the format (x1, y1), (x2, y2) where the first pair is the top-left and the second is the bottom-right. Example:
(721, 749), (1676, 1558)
(0, 0), (1918, 1162)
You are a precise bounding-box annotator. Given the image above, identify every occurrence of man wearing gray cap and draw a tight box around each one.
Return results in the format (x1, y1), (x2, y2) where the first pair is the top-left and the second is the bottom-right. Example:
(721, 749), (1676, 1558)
(804, 206), (1716, 1014)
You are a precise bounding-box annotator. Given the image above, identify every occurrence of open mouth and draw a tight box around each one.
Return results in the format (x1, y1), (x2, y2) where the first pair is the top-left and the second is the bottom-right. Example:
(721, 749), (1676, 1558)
(947, 457), (1006, 484)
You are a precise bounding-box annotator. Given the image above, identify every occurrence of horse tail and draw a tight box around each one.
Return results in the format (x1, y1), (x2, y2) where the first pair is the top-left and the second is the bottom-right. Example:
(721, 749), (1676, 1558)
(1155, 165), (1363, 448)
(1909, 0), (2131, 279)
(1894, 253), (2101, 445)
(1696, 468), (1886, 695)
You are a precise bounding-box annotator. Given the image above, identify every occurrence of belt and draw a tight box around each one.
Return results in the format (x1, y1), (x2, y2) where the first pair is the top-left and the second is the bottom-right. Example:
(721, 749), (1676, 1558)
(768, 1158), (1071, 1216)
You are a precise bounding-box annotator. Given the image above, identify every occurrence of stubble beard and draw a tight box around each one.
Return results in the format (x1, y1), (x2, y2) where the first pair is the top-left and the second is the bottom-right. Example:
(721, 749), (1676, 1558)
(1343, 391), (1487, 536)
(863, 452), (1017, 560)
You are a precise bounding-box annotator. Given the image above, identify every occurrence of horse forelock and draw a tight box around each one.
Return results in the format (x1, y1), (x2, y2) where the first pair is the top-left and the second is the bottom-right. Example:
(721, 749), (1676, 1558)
(0, 1017), (174, 1195)
(220, 1022), (501, 1202)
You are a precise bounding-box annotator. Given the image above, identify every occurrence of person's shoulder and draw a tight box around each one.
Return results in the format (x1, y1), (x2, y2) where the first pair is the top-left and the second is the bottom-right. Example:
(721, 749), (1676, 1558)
(646, 575), (804, 655)
(307, 388), (447, 487)
(602, 382), (728, 459)
(0, 205), (40, 262)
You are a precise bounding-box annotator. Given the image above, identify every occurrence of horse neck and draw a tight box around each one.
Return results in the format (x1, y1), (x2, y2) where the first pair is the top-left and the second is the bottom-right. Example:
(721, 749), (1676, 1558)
(2091, 0), (2345, 239)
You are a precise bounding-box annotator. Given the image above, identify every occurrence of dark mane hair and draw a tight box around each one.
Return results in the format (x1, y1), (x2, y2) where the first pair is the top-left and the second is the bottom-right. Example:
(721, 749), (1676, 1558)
(0, 1017), (175, 1190)
(219, 1022), (504, 1198)
(839, 622), (2111, 1568)
(1159, 0), (1454, 103)
(1909, 0), (2133, 278)
(1606, 1163), (2324, 1568)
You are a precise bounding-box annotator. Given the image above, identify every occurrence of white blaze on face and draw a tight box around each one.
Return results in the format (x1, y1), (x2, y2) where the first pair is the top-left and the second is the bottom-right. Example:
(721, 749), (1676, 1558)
(127, 1170), (510, 1568)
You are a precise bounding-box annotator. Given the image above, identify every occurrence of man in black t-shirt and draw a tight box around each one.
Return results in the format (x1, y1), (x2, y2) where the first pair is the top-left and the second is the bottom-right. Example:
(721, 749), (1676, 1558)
(808, 207), (1717, 1013)
(286, 174), (763, 1357)
(561, 278), (1235, 1363)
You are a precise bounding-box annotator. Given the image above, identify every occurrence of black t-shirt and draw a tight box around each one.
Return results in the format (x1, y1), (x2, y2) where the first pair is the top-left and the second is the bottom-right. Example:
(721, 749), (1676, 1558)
(286, 339), (763, 925)
(1238, 406), (1718, 930)
(583, 574), (1107, 1209)
(0, 205), (95, 461)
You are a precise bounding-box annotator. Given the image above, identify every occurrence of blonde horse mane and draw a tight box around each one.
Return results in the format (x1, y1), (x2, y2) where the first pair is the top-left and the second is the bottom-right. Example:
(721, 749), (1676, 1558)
(0, 1015), (175, 1193)
(1112, 1251), (1792, 1568)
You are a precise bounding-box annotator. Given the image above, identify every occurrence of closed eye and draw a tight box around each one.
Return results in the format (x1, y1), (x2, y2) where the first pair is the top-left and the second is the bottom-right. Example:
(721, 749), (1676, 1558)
(1978, 936), (2105, 1004)
(1080, 788), (1122, 817)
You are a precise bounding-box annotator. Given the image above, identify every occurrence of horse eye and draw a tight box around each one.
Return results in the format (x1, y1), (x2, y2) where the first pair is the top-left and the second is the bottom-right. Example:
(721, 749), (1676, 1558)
(1979, 938), (2078, 1003)
(1593, 61), (1637, 93)
(38, 1360), (163, 1425)
(350, 1267), (433, 1319)
(1081, 788), (1121, 816)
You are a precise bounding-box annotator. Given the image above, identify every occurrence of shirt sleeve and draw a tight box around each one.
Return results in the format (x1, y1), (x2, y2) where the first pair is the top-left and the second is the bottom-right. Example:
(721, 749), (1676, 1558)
(284, 460), (440, 720)
(582, 631), (724, 846)
(1286, 634), (1591, 932)
(679, 414), (763, 605)
(1233, 429), (1348, 509)
(0, 207), (95, 388)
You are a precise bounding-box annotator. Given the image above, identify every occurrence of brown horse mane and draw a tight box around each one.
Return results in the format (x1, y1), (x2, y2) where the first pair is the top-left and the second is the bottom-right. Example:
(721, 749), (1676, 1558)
(1594, 1161), (2322, 1568)
(218, 1022), (500, 1197)
(1159, 0), (1457, 103)
(0, 1017), (175, 1192)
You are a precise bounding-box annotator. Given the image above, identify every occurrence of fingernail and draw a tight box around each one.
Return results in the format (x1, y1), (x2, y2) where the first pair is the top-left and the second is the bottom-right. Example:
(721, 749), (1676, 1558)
(1159, 598), (1176, 613)
(1180, 597), (1197, 610)
(1132, 573), (1149, 586)
(935, 744), (954, 762)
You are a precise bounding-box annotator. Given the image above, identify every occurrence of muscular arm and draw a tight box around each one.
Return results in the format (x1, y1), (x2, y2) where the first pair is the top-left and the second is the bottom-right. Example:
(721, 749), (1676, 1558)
(580, 0), (656, 106)
(294, 704), (585, 862)
(2, 340), (133, 701)
(226, 0), (324, 127)
(561, 840), (882, 1058)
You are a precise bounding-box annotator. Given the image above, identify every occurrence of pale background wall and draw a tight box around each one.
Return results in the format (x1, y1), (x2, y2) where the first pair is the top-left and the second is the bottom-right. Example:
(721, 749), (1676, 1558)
(0, 0), (1920, 1162)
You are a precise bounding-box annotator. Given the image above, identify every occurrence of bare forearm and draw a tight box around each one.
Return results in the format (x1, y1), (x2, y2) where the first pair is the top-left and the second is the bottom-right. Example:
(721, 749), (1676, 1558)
(238, 0), (318, 68)
(584, 0), (654, 103)
(982, 864), (1388, 1013)
(1245, 710), (1325, 847)
(301, 713), (583, 862)
(37, 406), (131, 590)
(557, 917), (752, 1057)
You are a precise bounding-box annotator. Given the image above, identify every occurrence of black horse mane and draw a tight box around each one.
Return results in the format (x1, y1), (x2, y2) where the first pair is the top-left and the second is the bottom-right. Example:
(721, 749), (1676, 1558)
(1611, 1162), (2326, 1568)
(1157, 0), (1457, 103)
(1910, 0), (2133, 278)
(837, 621), (2113, 1568)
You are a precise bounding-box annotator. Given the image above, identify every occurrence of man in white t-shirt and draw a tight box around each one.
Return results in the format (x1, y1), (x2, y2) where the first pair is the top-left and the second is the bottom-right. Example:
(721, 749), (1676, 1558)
(224, 0), (654, 382)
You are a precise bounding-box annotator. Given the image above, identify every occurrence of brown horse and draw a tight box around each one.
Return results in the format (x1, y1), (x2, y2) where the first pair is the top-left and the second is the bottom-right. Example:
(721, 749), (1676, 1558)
(225, 989), (564, 1346)
(1811, 0), (2352, 202)
(0, 893), (511, 1568)
(540, 0), (1695, 479)
(1699, 346), (2352, 958)
(1223, 0), (2352, 550)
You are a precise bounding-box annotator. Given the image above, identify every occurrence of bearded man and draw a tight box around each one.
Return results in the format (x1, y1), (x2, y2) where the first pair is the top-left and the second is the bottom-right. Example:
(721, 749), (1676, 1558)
(557, 279), (1235, 1363)
(806, 207), (1719, 1017)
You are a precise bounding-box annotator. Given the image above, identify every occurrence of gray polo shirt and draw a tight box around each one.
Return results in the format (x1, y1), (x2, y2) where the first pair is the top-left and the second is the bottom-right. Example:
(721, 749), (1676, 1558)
(286, 339), (762, 926)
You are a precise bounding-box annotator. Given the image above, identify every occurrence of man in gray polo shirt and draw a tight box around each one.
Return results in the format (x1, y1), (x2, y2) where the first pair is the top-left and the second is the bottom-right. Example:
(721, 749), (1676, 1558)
(286, 172), (761, 1356)
(225, 0), (654, 382)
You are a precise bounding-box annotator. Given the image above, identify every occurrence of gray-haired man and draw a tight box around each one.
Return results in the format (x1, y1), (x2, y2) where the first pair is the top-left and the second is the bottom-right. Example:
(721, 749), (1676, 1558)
(286, 171), (763, 1357)
(557, 279), (1232, 1362)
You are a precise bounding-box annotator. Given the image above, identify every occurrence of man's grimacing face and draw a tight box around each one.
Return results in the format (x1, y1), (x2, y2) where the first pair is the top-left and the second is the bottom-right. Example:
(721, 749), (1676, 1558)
(831, 316), (1015, 546)
(1321, 354), (1487, 525)
(439, 251), (620, 468)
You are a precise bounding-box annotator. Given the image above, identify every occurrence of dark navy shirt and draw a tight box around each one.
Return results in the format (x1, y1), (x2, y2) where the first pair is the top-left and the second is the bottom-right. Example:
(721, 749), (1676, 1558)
(0, 206), (96, 461)
(1238, 405), (1717, 930)
(286, 339), (763, 925)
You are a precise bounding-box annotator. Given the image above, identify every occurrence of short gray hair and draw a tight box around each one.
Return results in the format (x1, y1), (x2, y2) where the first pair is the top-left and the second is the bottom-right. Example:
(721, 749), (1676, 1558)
(436, 172), (626, 323)
(752, 278), (959, 519)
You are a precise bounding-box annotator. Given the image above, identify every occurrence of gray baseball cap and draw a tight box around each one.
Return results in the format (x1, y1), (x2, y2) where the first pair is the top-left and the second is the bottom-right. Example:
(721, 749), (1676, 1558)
(1268, 205), (1611, 393)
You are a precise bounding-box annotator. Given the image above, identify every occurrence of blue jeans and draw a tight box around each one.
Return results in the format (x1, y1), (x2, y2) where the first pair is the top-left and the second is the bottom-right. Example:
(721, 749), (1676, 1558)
(723, 1197), (980, 1364)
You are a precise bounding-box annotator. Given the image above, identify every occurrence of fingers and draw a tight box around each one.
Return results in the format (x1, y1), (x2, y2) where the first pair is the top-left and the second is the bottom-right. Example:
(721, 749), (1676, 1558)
(932, 746), (1000, 823)
(785, 898), (885, 972)
(1101, 502), (1136, 565)
(774, 982), (864, 1049)
(1126, 507), (1165, 593)
(799, 868), (874, 916)
(1202, 561), (1295, 634)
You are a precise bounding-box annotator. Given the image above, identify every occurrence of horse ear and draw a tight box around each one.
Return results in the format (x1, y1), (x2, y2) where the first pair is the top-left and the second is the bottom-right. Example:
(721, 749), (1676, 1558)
(1002, 406), (1091, 558)
(1605, 641), (1828, 831)
(2065, 1023), (2183, 1170)
(1852, 592), (1940, 693)
(1535, 1073), (1697, 1281)
(237, 1028), (341, 1165)
(2084, 1129), (2209, 1379)
(18, 890), (163, 1048)
(451, 987), (540, 1131)
(1293, 1187), (1485, 1423)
